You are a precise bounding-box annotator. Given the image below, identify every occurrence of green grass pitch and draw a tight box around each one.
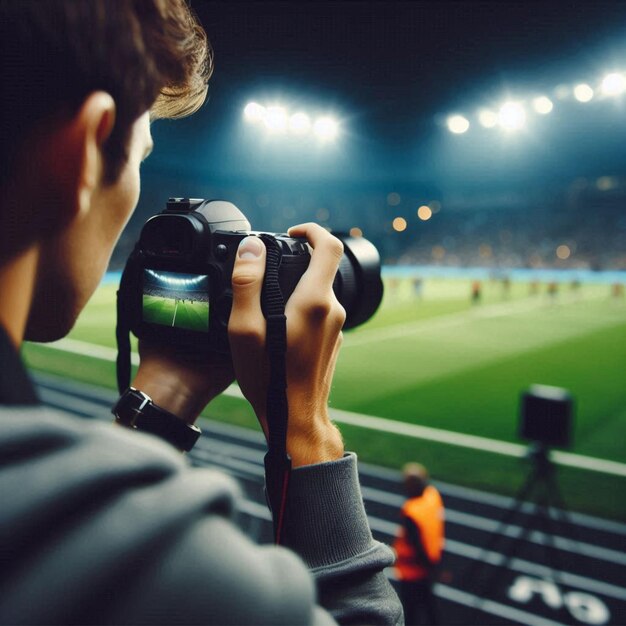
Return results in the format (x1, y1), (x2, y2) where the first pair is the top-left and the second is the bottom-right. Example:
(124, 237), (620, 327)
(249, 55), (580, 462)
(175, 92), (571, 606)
(142, 294), (208, 332)
(23, 277), (626, 519)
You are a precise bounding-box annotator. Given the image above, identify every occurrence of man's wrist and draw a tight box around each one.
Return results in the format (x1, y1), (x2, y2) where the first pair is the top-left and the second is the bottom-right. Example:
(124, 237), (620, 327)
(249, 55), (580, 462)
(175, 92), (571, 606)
(287, 422), (344, 468)
(132, 365), (205, 424)
(113, 387), (201, 452)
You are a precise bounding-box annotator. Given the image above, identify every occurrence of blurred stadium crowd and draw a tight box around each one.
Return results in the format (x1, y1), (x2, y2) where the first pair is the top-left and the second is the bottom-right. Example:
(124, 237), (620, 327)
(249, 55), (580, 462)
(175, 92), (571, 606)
(392, 197), (625, 271)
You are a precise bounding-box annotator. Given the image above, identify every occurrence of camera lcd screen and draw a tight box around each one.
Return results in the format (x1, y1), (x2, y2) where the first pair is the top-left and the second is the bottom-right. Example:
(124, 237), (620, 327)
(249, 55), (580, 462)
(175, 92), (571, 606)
(142, 269), (209, 333)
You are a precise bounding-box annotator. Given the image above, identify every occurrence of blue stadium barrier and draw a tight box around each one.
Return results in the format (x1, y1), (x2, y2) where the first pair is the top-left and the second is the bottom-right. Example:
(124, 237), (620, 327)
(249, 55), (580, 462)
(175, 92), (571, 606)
(103, 266), (626, 287)
(381, 266), (626, 284)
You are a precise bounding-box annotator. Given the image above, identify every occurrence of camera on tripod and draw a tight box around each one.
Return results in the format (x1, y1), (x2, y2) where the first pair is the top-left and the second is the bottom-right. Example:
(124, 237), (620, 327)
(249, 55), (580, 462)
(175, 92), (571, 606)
(520, 384), (573, 450)
(117, 198), (384, 355)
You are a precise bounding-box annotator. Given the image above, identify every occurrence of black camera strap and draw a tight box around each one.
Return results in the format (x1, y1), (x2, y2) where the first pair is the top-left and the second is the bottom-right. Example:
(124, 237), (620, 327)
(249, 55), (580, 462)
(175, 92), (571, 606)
(116, 254), (136, 394)
(259, 234), (292, 545)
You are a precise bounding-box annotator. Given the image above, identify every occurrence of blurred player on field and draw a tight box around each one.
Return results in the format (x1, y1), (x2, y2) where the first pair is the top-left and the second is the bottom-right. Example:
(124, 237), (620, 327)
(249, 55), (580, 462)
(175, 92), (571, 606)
(471, 280), (482, 305)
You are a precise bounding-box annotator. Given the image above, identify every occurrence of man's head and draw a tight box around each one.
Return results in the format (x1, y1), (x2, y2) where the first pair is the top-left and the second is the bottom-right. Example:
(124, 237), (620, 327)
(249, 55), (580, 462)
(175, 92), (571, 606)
(403, 463), (429, 498)
(0, 0), (211, 341)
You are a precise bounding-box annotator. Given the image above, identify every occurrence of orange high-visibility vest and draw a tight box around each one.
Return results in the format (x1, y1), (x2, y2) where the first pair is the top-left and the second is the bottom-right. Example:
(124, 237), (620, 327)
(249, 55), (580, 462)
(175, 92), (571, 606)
(393, 485), (445, 581)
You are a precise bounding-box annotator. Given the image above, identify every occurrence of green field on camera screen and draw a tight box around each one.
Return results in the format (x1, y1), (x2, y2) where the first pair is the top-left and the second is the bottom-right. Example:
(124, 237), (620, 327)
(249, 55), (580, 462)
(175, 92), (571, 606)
(22, 277), (626, 520)
(142, 294), (208, 332)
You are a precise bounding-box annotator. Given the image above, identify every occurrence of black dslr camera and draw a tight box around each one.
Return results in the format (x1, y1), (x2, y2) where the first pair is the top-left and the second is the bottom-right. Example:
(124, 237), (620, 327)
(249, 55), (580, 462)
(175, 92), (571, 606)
(117, 198), (383, 355)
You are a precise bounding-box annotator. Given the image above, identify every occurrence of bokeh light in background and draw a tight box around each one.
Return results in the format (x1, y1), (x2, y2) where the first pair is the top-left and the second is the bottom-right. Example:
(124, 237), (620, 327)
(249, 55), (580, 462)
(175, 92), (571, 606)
(446, 115), (470, 134)
(556, 244), (572, 259)
(387, 192), (401, 206)
(532, 96), (554, 114)
(289, 112), (311, 134)
(478, 109), (498, 128)
(497, 102), (526, 130)
(417, 205), (433, 221)
(573, 84), (594, 103)
(428, 200), (442, 214)
(313, 116), (339, 141)
(601, 72), (626, 96)
(263, 106), (288, 132)
(243, 102), (265, 122)
(392, 217), (407, 232)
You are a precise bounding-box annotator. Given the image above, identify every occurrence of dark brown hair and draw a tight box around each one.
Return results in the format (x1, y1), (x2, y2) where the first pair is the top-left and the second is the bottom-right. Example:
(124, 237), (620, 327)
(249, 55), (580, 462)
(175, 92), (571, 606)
(403, 463), (428, 498)
(0, 0), (212, 185)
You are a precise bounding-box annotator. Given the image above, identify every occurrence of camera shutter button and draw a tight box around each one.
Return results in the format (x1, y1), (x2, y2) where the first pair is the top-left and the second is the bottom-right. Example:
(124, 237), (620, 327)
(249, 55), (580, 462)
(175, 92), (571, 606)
(215, 244), (228, 261)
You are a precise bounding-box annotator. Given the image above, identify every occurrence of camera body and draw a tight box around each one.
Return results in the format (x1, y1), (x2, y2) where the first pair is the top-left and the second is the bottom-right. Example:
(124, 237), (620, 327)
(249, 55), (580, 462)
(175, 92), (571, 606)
(120, 198), (383, 354)
(520, 384), (573, 448)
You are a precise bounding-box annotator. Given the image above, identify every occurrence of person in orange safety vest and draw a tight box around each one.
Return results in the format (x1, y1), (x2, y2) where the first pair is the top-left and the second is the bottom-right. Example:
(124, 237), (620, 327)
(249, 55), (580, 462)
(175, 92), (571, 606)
(394, 463), (445, 625)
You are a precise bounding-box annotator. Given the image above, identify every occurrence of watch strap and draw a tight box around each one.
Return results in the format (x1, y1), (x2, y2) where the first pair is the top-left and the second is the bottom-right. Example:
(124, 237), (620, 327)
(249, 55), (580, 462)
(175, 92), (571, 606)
(112, 387), (201, 452)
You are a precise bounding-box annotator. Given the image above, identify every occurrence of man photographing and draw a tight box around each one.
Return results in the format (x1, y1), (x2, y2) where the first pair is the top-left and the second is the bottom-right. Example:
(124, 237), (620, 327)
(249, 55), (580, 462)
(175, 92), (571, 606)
(0, 1), (402, 624)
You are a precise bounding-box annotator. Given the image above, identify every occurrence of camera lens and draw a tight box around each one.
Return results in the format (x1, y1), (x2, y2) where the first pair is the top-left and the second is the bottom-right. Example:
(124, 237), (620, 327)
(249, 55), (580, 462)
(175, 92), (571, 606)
(333, 234), (384, 329)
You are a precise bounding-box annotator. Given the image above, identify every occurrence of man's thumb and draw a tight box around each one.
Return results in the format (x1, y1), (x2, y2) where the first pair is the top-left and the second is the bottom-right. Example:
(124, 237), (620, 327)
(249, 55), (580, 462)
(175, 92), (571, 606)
(231, 236), (266, 294)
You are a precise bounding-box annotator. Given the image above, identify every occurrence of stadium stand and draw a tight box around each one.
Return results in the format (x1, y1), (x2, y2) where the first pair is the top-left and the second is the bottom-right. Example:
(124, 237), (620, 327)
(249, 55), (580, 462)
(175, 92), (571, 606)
(143, 285), (209, 302)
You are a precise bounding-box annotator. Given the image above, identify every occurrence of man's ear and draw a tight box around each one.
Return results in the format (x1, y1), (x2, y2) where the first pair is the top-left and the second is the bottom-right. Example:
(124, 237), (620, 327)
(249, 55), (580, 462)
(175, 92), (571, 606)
(71, 92), (116, 217)
(0, 92), (116, 258)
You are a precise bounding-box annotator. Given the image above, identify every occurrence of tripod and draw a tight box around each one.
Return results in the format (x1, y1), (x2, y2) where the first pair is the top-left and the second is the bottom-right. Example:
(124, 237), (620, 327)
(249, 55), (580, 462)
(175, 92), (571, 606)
(462, 442), (577, 623)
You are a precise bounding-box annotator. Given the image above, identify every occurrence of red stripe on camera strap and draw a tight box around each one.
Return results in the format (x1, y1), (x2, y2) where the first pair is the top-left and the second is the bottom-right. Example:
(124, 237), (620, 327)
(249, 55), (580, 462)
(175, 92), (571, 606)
(260, 235), (292, 545)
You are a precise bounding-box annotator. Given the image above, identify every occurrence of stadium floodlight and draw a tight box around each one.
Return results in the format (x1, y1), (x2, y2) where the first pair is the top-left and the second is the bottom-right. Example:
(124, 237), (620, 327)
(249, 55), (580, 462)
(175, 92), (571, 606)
(498, 102), (526, 130)
(532, 96), (553, 114)
(146, 270), (206, 286)
(478, 109), (498, 128)
(313, 116), (339, 140)
(263, 106), (288, 132)
(446, 115), (470, 134)
(243, 102), (266, 123)
(601, 72), (626, 96)
(289, 112), (311, 134)
(573, 83), (594, 103)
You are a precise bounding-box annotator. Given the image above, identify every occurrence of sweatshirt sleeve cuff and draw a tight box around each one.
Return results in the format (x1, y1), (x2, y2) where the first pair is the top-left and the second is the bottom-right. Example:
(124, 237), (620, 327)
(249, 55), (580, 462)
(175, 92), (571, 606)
(279, 452), (376, 569)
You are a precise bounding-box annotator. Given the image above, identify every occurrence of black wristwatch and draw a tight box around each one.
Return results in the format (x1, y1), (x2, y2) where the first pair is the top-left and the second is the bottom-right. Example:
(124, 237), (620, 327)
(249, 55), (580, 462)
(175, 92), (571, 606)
(112, 387), (201, 452)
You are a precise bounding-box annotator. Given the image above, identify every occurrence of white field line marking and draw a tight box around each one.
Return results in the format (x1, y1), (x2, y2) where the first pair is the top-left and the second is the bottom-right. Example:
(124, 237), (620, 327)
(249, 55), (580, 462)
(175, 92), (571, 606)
(171, 301), (179, 327)
(36, 338), (626, 478)
(343, 293), (606, 348)
(330, 409), (626, 478)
